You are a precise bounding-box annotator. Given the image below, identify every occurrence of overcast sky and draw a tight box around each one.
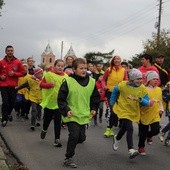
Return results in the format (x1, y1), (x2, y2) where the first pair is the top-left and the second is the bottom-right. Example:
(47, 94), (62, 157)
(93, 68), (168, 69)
(0, 0), (170, 65)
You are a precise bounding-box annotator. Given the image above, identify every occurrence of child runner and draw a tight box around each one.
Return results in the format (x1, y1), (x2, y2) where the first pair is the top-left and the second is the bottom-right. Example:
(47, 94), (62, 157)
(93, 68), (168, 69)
(94, 73), (105, 125)
(16, 67), (43, 131)
(159, 81), (170, 146)
(138, 71), (163, 155)
(40, 59), (67, 147)
(110, 68), (150, 159)
(58, 58), (100, 168)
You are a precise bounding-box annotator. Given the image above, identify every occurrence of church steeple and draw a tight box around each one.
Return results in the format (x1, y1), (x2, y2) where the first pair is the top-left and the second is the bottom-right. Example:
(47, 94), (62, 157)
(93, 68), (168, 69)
(64, 45), (77, 60)
(41, 42), (55, 67)
(44, 42), (53, 54)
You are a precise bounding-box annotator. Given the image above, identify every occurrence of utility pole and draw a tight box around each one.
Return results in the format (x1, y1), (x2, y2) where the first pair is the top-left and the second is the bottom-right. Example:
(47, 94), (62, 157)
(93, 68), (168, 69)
(157, 0), (163, 48)
(61, 41), (63, 59)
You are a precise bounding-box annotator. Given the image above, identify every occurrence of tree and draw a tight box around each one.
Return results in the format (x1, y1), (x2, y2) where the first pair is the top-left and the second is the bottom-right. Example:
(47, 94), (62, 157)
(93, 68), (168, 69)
(0, 0), (4, 16)
(130, 29), (170, 67)
(84, 49), (114, 64)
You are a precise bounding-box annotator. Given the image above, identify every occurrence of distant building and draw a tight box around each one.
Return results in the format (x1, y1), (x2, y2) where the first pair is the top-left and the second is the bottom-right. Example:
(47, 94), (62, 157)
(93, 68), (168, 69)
(41, 43), (55, 67)
(64, 45), (77, 61)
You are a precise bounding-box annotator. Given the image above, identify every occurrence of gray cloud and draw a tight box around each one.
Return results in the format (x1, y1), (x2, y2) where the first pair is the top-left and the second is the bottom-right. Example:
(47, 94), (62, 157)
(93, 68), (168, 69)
(0, 0), (169, 65)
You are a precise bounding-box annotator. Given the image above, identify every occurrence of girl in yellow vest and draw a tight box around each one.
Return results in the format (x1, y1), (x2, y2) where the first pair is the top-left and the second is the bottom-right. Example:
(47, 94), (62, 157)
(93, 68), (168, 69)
(16, 67), (43, 131)
(40, 59), (67, 147)
(58, 58), (100, 168)
(102, 55), (128, 137)
(138, 71), (163, 155)
(110, 68), (150, 159)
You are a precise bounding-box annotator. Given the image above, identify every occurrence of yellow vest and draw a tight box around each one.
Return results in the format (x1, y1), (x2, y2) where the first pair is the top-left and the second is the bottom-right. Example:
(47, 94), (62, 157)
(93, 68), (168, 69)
(140, 87), (162, 125)
(18, 73), (31, 100)
(40, 72), (68, 109)
(27, 77), (42, 104)
(113, 81), (147, 122)
(107, 67), (125, 92)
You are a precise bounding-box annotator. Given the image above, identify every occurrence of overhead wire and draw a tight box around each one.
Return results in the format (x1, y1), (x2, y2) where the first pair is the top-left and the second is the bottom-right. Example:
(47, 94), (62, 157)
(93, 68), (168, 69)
(69, 2), (157, 44)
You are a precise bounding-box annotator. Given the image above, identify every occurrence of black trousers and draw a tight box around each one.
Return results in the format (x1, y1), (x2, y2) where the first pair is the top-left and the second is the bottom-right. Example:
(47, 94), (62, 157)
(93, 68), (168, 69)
(138, 121), (160, 148)
(105, 91), (118, 127)
(1, 87), (17, 122)
(116, 119), (134, 150)
(43, 108), (61, 140)
(65, 122), (86, 159)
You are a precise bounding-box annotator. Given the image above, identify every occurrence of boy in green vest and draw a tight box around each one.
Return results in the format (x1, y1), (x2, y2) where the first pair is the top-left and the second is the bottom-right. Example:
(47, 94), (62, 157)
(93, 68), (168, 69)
(58, 58), (100, 168)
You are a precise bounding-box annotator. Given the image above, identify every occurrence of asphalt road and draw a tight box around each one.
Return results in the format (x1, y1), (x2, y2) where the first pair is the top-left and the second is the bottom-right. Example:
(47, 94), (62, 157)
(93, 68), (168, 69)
(0, 111), (170, 170)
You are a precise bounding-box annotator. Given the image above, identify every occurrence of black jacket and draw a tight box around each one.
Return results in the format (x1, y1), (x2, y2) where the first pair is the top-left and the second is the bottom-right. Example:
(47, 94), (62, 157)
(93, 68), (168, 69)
(58, 73), (100, 117)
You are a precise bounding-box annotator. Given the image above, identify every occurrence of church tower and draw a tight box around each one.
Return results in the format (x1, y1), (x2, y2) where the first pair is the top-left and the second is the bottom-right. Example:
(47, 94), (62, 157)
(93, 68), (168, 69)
(41, 42), (55, 67)
(64, 45), (77, 61)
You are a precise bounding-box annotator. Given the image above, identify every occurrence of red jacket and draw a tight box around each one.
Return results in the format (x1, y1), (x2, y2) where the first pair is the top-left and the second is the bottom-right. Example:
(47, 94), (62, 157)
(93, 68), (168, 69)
(96, 80), (106, 101)
(0, 56), (25, 88)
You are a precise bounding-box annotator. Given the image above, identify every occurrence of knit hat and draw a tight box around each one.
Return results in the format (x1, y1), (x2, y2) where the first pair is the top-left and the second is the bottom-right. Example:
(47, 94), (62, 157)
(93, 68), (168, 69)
(128, 68), (142, 81)
(34, 67), (43, 75)
(145, 71), (159, 83)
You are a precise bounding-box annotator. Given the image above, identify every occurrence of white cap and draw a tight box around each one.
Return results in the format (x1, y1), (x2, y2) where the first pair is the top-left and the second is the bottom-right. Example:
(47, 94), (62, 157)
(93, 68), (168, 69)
(128, 68), (142, 81)
(145, 71), (159, 83)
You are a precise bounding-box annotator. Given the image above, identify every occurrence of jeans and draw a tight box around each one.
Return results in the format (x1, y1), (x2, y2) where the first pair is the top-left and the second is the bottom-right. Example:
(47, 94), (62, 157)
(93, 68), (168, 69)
(31, 102), (41, 126)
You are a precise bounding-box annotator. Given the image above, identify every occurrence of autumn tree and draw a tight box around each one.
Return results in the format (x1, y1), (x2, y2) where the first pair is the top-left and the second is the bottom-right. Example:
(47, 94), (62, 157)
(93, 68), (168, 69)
(130, 29), (170, 68)
(84, 49), (114, 64)
(0, 0), (4, 16)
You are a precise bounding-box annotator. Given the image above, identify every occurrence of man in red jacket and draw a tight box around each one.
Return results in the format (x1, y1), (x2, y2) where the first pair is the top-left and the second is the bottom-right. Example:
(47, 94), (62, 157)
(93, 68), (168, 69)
(0, 45), (25, 127)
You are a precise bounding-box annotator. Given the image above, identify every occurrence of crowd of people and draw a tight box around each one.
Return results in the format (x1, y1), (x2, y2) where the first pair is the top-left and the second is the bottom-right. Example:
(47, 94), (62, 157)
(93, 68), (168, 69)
(0, 45), (170, 168)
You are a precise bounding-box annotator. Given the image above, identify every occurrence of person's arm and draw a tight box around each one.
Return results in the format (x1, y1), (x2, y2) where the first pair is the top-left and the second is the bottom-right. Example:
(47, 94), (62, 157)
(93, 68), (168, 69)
(110, 86), (119, 106)
(15, 81), (29, 91)
(124, 70), (128, 80)
(139, 94), (149, 106)
(102, 69), (109, 89)
(57, 80), (71, 117)
(40, 77), (55, 89)
(90, 85), (100, 111)
(13, 61), (25, 77)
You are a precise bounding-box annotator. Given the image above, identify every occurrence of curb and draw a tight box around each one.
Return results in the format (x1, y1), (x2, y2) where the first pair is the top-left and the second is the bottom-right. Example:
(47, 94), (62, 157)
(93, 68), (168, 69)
(0, 139), (9, 170)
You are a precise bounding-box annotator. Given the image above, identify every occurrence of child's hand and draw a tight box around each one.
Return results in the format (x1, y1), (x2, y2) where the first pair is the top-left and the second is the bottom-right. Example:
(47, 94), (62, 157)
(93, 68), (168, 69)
(67, 111), (73, 118)
(159, 110), (164, 115)
(149, 99), (155, 106)
(89, 110), (96, 119)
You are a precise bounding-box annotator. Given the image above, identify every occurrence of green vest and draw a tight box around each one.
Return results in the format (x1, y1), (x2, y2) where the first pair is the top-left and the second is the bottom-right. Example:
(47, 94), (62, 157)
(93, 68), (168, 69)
(62, 76), (95, 125)
(40, 72), (67, 109)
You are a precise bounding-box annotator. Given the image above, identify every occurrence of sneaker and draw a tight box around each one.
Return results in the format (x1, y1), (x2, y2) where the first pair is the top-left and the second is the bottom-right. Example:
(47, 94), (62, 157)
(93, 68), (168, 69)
(40, 130), (47, 139)
(53, 139), (62, 147)
(2, 121), (7, 127)
(138, 147), (146, 156)
(63, 158), (77, 168)
(30, 126), (35, 131)
(164, 139), (170, 146)
(158, 132), (165, 142)
(147, 137), (152, 145)
(8, 115), (13, 122)
(112, 135), (120, 151)
(128, 149), (139, 159)
(104, 128), (114, 137)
